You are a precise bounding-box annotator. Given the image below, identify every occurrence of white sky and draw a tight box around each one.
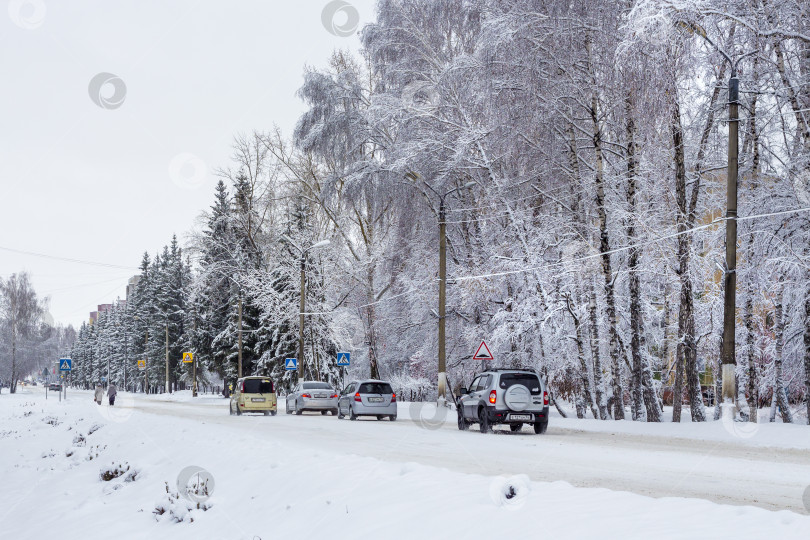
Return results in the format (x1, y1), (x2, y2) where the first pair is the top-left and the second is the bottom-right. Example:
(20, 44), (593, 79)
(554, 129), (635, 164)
(0, 0), (375, 329)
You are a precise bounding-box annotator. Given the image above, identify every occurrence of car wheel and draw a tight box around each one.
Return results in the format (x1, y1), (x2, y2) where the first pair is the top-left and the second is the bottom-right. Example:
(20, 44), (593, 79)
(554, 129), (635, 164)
(349, 406), (358, 421)
(270, 410), (277, 416)
(377, 415), (384, 421)
(510, 423), (523, 432)
(236, 404), (242, 416)
(331, 408), (339, 416)
(321, 411), (329, 416)
(478, 408), (490, 433)
(534, 421), (547, 434)
(263, 410), (270, 416)
(295, 401), (303, 415)
(389, 415), (397, 421)
(457, 409), (469, 431)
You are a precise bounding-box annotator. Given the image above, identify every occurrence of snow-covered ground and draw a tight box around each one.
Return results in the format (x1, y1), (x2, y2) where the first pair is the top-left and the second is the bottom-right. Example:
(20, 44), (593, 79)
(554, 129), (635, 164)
(2, 387), (809, 539)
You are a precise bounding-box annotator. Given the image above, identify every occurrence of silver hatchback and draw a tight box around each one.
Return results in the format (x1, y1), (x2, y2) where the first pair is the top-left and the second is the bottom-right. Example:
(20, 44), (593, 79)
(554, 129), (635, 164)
(337, 380), (397, 421)
(286, 381), (339, 415)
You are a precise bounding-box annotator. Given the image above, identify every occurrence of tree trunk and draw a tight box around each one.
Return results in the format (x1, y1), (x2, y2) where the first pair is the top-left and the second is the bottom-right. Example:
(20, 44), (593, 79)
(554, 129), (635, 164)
(589, 71), (625, 421)
(588, 282), (608, 420)
(744, 282), (758, 422)
(565, 293), (598, 419)
(671, 94), (706, 422)
(804, 281), (810, 425)
(772, 286), (793, 423)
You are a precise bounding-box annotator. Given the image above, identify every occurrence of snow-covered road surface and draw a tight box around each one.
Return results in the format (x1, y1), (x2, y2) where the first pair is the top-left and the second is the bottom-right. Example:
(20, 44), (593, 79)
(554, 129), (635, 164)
(132, 391), (810, 512)
(2, 387), (809, 540)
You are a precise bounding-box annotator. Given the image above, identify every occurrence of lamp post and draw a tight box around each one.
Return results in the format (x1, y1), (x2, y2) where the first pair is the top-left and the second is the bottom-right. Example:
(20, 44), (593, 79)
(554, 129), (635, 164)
(282, 237), (331, 383)
(406, 173), (476, 404)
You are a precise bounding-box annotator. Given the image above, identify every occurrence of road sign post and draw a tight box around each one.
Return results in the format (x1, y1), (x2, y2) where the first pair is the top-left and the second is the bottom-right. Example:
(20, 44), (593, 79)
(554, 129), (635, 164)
(337, 353), (350, 393)
(473, 341), (494, 371)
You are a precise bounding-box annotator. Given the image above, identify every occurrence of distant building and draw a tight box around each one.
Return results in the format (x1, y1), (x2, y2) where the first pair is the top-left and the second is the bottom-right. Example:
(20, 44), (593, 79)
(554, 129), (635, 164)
(89, 303), (113, 325)
(126, 275), (141, 300)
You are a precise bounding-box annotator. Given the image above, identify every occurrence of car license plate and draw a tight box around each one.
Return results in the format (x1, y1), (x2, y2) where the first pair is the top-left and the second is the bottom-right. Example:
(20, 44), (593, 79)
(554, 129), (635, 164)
(509, 414), (531, 421)
(368, 397), (384, 403)
(315, 393), (327, 399)
(251, 398), (265, 402)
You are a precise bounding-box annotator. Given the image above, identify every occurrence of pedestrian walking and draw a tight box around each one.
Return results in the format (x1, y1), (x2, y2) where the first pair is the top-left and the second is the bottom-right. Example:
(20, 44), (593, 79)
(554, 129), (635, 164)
(108, 382), (118, 406)
(94, 384), (104, 405)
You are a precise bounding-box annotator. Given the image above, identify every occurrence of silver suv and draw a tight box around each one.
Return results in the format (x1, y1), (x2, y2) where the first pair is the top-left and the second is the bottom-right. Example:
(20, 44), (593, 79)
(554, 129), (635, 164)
(456, 369), (548, 434)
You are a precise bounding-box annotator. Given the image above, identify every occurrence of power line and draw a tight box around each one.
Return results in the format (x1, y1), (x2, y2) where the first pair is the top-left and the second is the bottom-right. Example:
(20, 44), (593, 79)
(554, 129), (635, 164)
(451, 205), (810, 282)
(0, 246), (138, 270)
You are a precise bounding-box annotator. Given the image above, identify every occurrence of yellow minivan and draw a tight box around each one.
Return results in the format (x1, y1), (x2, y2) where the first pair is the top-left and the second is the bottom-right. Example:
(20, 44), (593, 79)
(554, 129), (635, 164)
(229, 376), (277, 416)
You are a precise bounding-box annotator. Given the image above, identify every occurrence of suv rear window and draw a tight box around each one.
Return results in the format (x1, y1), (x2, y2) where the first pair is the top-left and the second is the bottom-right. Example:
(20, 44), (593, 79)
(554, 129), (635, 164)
(358, 382), (393, 394)
(498, 373), (541, 395)
(243, 379), (274, 394)
(302, 382), (333, 390)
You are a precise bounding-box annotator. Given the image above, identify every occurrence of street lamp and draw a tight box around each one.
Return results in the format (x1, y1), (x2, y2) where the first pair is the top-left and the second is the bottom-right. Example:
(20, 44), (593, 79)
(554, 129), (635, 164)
(281, 236), (331, 382)
(406, 172), (476, 404)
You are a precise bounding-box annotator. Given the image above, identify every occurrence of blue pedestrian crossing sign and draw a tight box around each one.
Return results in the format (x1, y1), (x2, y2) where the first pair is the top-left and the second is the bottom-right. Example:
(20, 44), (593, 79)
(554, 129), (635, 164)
(59, 358), (72, 371)
(337, 352), (350, 366)
(285, 358), (298, 371)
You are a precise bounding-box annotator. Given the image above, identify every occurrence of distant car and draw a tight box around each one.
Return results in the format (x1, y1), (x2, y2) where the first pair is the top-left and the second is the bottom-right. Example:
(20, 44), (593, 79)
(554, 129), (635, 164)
(48, 383), (62, 391)
(337, 380), (397, 421)
(285, 381), (339, 415)
(229, 376), (277, 416)
(457, 368), (549, 434)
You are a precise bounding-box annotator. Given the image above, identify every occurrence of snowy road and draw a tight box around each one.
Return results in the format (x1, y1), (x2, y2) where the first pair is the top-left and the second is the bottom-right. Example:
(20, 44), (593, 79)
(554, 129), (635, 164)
(3, 388), (810, 539)
(132, 393), (810, 513)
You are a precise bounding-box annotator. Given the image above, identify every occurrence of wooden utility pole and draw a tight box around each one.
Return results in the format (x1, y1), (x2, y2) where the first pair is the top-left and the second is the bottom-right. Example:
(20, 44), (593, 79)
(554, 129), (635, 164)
(238, 294), (243, 378)
(438, 198), (447, 402)
(298, 257), (306, 382)
(720, 69), (739, 404)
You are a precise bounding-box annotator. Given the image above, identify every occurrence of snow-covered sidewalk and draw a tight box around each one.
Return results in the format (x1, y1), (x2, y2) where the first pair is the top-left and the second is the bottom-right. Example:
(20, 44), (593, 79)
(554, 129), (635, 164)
(1, 388), (808, 539)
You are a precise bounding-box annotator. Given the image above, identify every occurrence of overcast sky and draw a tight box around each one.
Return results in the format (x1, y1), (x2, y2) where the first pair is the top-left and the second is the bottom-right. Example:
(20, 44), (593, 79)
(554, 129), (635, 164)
(1, 0), (375, 329)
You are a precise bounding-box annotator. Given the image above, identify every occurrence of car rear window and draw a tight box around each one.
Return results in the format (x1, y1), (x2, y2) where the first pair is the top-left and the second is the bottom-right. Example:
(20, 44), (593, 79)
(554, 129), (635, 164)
(243, 379), (274, 394)
(302, 382), (333, 390)
(498, 373), (541, 394)
(358, 382), (393, 394)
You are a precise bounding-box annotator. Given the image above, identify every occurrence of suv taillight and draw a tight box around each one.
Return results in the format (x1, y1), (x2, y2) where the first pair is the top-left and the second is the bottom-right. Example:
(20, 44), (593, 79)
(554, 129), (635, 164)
(330, 393), (338, 399)
(543, 390), (549, 406)
(489, 390), (497, 404)
(301, 393), (311, 398)
(391, 393), (396, 403)
(354, 392), (362, 402)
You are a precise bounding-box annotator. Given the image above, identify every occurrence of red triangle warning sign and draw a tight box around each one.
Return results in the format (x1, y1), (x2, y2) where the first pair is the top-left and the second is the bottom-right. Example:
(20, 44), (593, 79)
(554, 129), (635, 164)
(473, 340), (494, 361)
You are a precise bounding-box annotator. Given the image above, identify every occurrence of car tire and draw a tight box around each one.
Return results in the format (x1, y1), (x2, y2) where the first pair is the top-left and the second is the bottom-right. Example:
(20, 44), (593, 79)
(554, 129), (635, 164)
(389, 415), (397, 421)
(270, 410), (277, 416)
(322, 411), (329, 416)
(236, 404), (242, 416)
(534, 421), (547, 434)
(295, 401), (303, 415)
(331, 408), (339, 416)
(457, 409), (469, 431)
(263, 410), (270, 416)
(349, 407), (357, 421)
(478, 408), (490, 433)
(510, 423), (523, 432)
(377, 415), (384, 421)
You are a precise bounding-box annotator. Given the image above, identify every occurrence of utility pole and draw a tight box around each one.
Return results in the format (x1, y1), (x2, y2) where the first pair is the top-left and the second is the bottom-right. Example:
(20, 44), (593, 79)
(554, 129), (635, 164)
(298, 256), (306, 383)
(720, 68), (740, 405)
(438, 197), (448, 403)
(165, 320), (170, 393)
(238, 294), (243, 378)
(406, 172), (475, 405)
